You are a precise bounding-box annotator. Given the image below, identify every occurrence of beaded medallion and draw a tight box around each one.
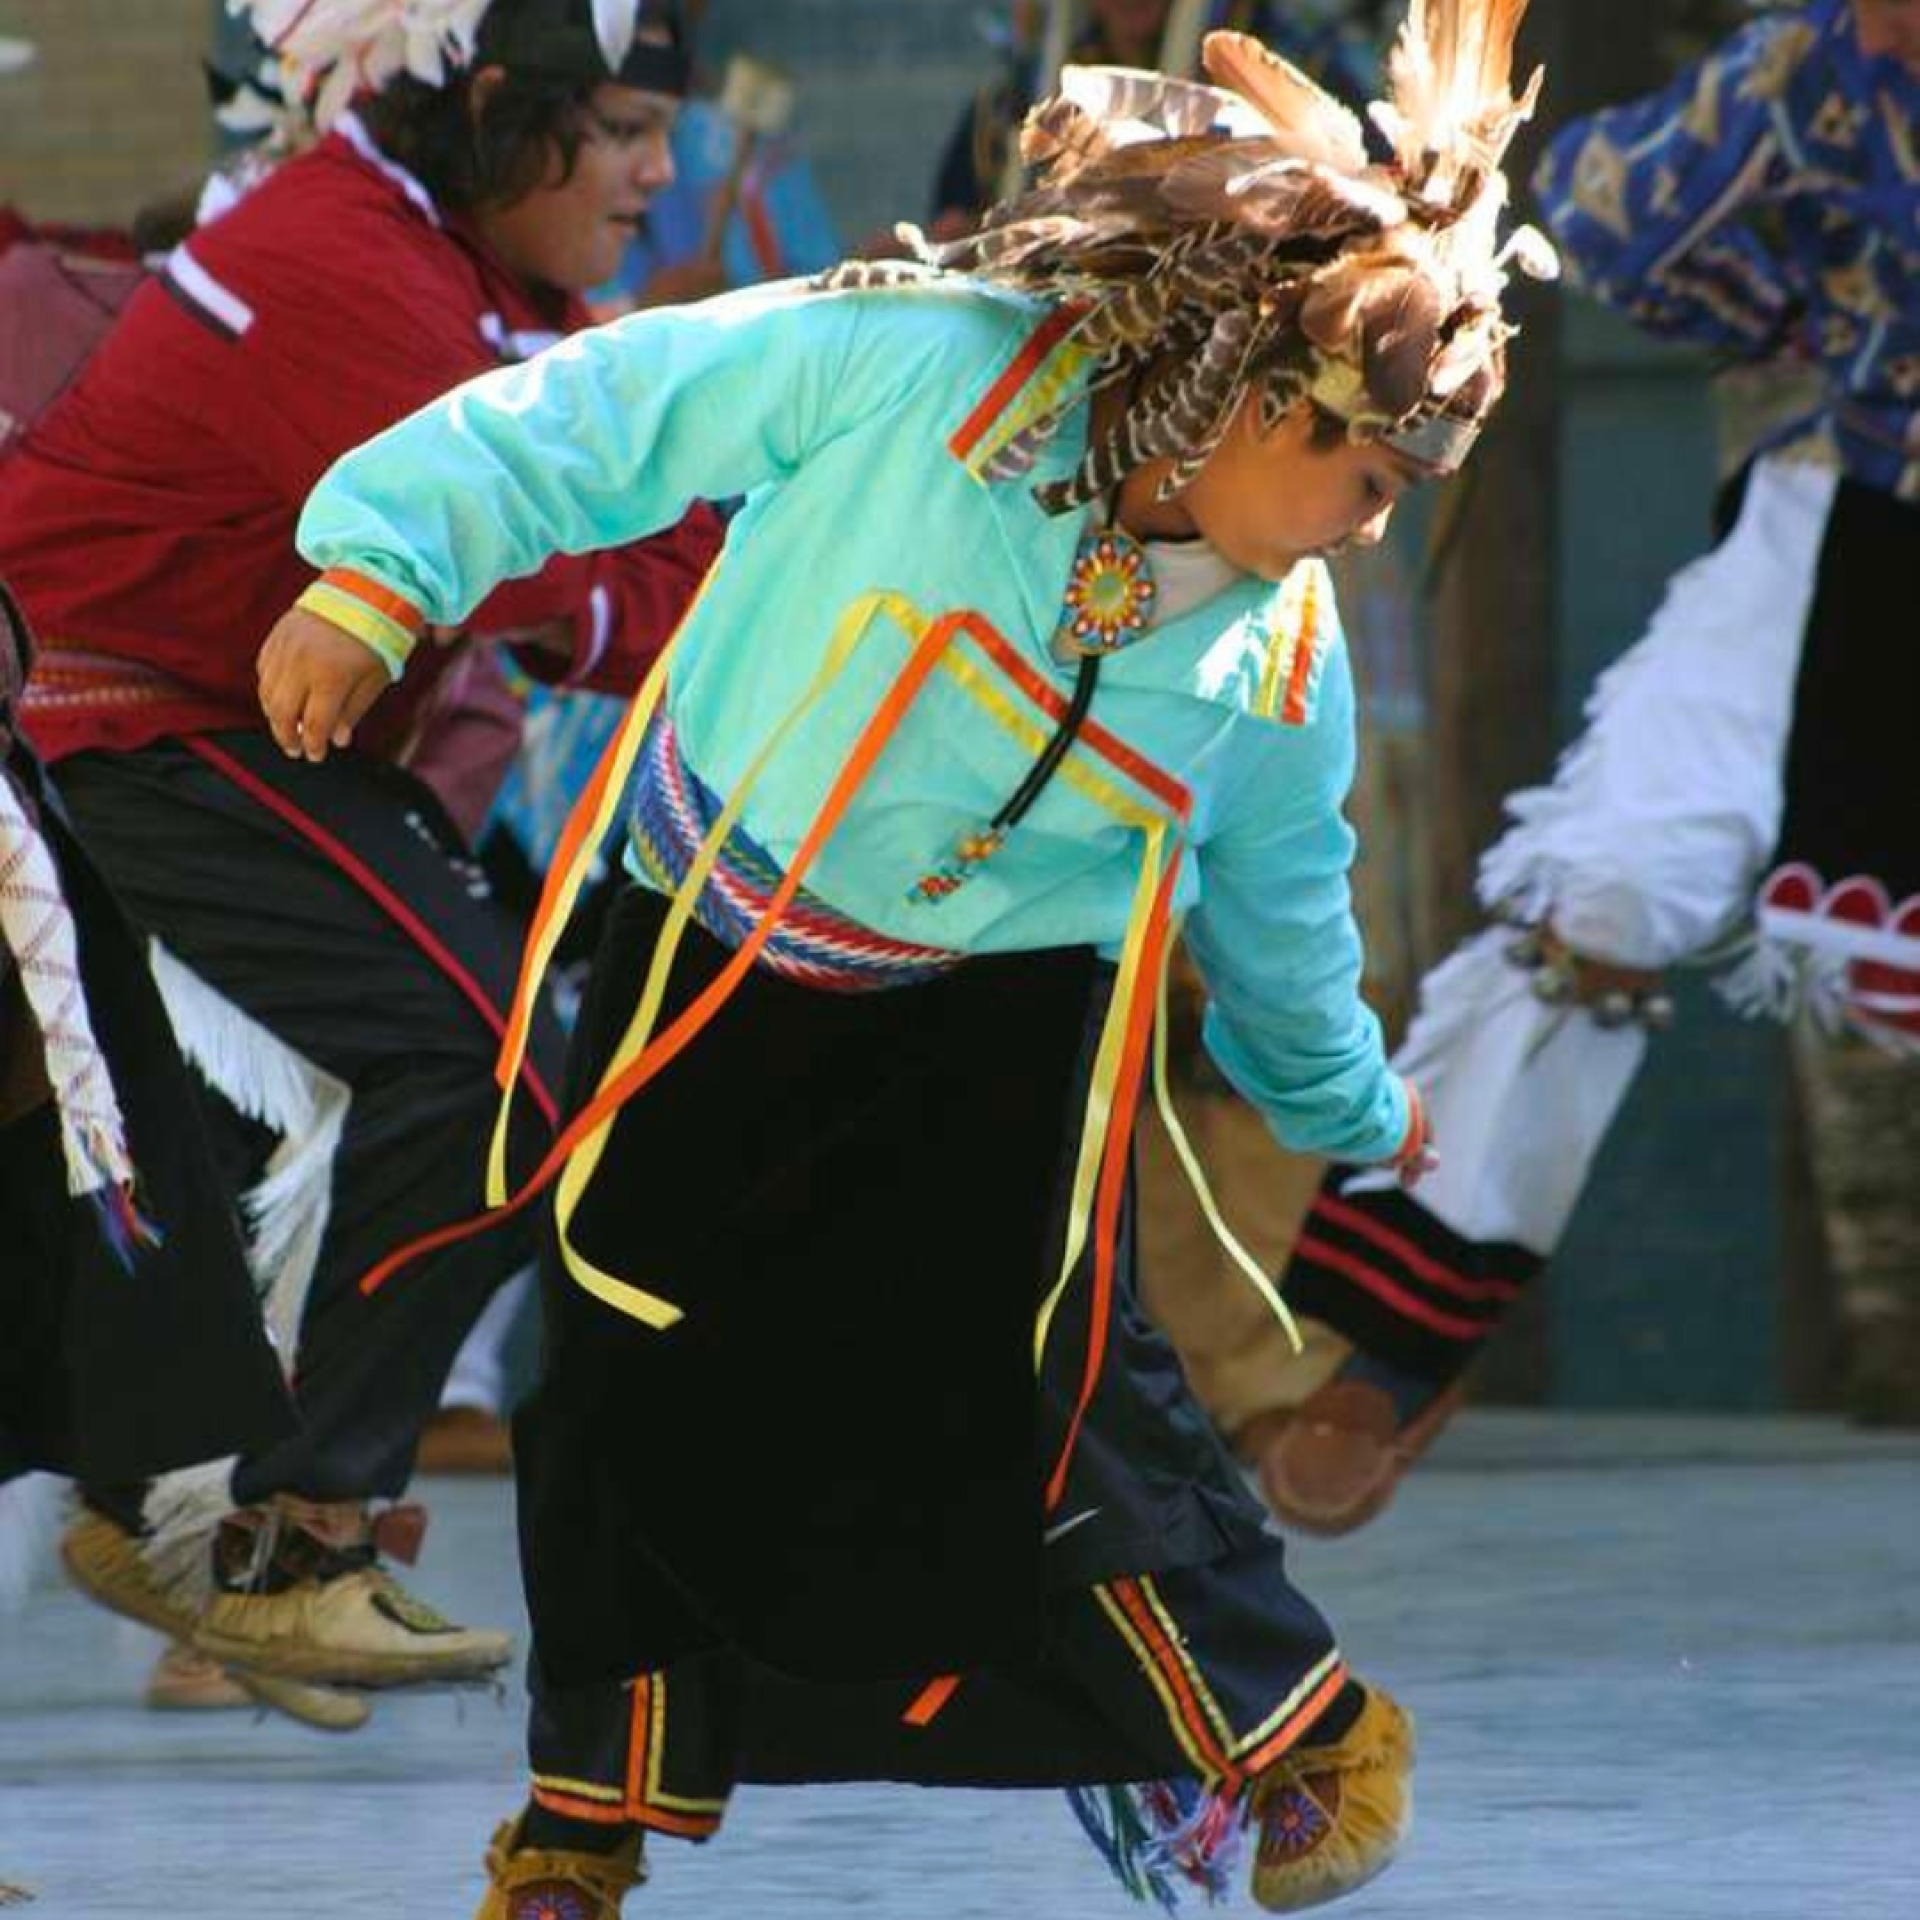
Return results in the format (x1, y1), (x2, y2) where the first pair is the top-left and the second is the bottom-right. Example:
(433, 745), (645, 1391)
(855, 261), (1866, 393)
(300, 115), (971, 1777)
(907, 527), (1147, 906)
(1051, 527), (1157, 662)
(1257, 1780), (1337, 1862)
(508, 1882), (596, 1920)
(907, 826), (1007, 906)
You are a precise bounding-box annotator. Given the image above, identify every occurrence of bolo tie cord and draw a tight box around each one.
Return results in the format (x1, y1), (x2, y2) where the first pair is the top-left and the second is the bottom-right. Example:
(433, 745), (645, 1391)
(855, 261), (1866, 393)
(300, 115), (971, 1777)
(983, 483), (1128, 838)
(987, 651), (1102, 838)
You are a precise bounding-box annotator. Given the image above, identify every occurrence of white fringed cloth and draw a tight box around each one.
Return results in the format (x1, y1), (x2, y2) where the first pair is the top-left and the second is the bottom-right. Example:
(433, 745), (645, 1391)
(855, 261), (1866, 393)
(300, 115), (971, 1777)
(1350, 452), (1836, 1260)
(0, 771), (136, 1203)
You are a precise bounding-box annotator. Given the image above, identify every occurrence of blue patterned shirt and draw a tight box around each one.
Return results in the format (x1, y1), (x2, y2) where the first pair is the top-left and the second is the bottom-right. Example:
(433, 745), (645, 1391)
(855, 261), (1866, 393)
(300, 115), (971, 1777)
(1532, 0), (1920, 498)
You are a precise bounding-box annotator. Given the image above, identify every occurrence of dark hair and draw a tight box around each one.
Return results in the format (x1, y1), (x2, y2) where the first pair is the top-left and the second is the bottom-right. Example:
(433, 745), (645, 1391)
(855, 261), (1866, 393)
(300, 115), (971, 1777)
(1304, 402), (1350, 450)
(354, 68), (594, 212)
(130, 181), (207, 257)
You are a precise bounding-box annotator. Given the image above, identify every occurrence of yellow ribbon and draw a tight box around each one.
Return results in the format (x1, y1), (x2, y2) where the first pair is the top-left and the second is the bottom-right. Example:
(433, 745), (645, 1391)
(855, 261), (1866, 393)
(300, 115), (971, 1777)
(489, 579), (1294, 1363)
(551, 592), (929, 1327)
(483, 581), (708, 1211)
(1032, 817), (1173, 1375)
(1150, 919), (1302, 1355)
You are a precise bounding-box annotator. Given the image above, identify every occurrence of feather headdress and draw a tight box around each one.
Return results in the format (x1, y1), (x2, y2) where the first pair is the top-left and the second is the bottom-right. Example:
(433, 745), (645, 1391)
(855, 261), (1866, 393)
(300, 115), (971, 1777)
(232, 1), (492, 131)
(228, 0), (669, 134)
(857, 0), (1556, 512)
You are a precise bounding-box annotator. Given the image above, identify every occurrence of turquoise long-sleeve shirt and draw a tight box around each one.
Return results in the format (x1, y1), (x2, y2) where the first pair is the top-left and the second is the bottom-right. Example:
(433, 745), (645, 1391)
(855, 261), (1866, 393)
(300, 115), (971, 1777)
(296, 278), (1410, 1164)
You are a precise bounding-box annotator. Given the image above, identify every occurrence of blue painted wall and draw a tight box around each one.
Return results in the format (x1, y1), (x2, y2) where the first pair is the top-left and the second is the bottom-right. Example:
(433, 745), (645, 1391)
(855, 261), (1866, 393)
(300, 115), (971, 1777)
(1546, 306), (1787, 1411)
(694, 0), (995, 244)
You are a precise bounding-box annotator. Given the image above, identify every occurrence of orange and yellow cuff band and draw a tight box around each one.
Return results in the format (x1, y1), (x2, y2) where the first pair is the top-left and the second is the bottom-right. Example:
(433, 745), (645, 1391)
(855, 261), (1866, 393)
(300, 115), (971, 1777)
(296, 567), (427, 682)
(1391, 1080), (1428, 1166)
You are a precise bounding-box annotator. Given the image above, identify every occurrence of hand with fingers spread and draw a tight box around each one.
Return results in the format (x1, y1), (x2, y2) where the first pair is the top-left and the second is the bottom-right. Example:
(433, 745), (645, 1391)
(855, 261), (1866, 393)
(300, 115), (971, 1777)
(257, 607), (395, 762)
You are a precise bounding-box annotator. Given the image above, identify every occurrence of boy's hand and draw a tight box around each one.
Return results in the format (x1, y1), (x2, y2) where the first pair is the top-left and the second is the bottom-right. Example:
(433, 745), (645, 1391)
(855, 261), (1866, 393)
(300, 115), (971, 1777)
(258, 607), (394, 763)
(1396, 1138), (1440, 1191)
(1390, 1082), (1437, 1191)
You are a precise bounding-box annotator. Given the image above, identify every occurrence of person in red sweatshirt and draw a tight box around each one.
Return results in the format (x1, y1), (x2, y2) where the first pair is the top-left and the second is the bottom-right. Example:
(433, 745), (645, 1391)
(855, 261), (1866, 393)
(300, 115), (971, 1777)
(0, 0), (721, 1700)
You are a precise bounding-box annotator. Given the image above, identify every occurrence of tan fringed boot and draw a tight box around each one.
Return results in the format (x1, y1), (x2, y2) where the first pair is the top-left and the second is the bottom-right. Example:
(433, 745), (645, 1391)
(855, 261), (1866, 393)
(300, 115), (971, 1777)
(191, 1497), (512, 1689)
(144, 1642), (257, 1711)
(1247, 1684), (1415, 1912)
(474, 1811), (647, 1920)
(59, 1505), (371, 1731)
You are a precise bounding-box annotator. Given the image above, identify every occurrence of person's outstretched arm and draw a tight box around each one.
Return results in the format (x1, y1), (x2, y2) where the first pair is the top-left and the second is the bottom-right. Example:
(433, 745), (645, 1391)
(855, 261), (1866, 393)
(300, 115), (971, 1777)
(259, 284), (871, 759)
(1530, 7), (1826, 360)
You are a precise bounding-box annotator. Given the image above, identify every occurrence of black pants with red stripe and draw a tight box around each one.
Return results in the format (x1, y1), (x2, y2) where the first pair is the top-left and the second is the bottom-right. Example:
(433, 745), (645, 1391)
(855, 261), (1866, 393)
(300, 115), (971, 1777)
(1280, 475), (1920, 1392)
(54, 730), (565, 1503)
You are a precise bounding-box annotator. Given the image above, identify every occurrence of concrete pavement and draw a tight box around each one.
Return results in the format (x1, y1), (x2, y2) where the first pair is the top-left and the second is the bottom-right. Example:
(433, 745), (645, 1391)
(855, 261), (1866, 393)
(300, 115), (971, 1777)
(3, 1412), (1917, 1919)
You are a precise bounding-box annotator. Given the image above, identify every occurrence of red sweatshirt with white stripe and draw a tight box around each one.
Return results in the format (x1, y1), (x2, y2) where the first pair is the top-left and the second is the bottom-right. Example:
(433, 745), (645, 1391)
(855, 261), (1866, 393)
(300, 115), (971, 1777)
(0, 116), (721, 765)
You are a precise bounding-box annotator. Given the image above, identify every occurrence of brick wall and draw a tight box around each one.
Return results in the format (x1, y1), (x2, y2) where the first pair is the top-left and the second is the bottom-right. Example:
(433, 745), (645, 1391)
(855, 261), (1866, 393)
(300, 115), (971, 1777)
(0, 0), (213, 228)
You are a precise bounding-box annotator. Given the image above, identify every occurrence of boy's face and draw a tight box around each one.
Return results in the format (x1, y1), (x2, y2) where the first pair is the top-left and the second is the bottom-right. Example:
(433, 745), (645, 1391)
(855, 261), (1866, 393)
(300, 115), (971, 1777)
(480, 80), (681, 293)
(1177, 395), (1428, 582)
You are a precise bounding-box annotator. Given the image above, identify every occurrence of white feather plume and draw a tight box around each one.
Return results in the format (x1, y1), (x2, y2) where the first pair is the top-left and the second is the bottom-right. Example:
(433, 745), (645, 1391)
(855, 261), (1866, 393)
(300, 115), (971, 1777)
(230, 0), (491, 130)
(591, 0), (640, 76)
(1057, 63), (1267, 145)
(1376, 0), (1541, 208)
